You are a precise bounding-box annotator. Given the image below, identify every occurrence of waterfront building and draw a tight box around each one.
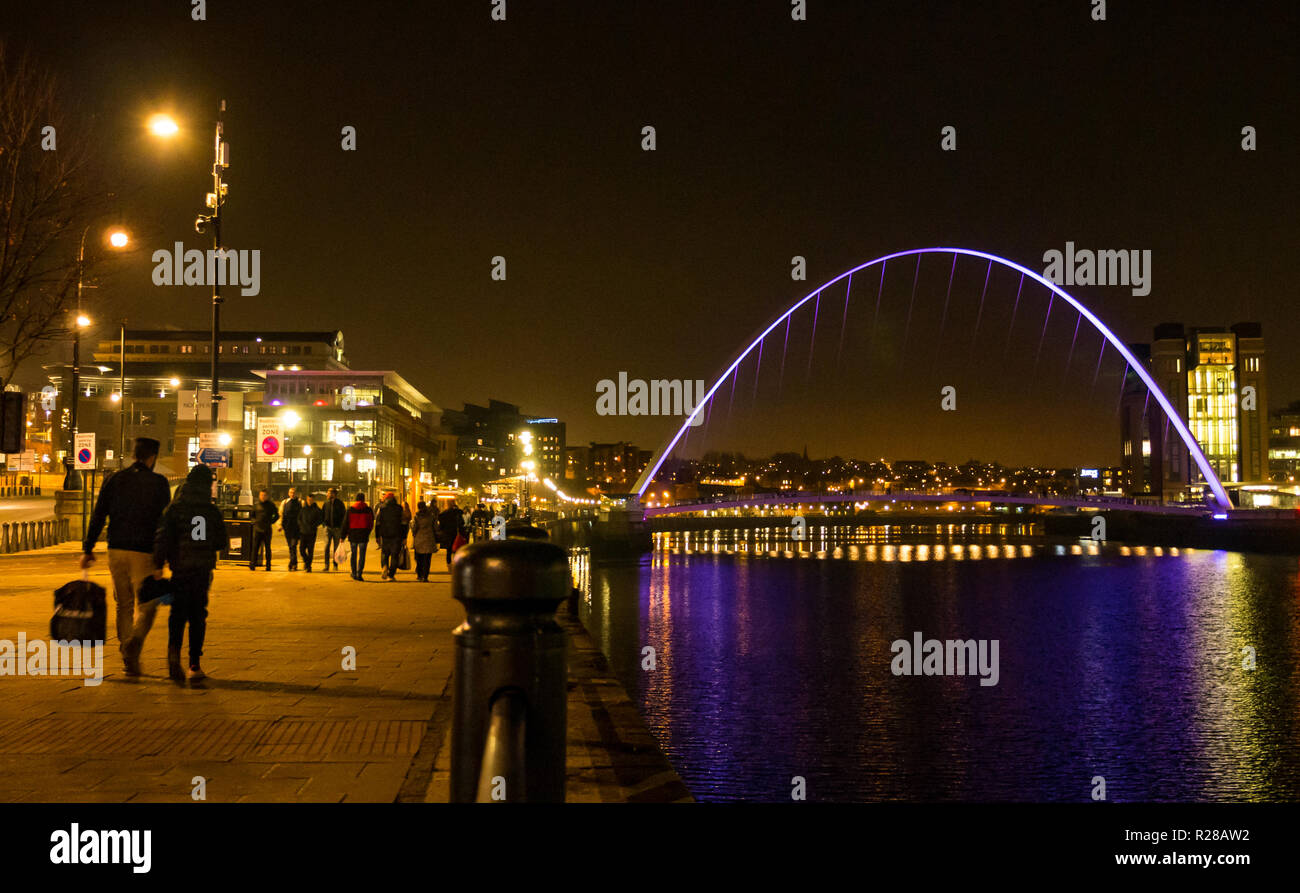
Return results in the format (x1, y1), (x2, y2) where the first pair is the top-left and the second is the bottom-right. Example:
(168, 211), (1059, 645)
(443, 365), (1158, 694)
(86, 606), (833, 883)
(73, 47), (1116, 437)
(1121, 322), (1268, 500)
(440, 400), (566, 489)
(44, 330), (346, 480)
(1267, 401), (1300, 482)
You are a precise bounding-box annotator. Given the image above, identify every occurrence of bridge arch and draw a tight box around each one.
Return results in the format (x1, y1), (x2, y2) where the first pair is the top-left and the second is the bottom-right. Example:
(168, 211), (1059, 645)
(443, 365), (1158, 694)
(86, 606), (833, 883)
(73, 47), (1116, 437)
(632, 247), (1233, 511)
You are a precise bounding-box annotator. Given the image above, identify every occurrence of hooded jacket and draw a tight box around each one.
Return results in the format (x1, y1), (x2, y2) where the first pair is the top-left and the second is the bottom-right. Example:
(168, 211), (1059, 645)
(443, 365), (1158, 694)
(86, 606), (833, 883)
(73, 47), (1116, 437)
(344, 500), (374, 542)
(154, 472), (229, 574)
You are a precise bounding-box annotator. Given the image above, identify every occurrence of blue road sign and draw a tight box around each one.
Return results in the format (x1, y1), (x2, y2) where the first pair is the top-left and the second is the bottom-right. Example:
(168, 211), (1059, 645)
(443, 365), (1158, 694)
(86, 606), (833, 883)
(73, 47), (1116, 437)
(76, 448), (92, 465)
(198, 448), (231, 468)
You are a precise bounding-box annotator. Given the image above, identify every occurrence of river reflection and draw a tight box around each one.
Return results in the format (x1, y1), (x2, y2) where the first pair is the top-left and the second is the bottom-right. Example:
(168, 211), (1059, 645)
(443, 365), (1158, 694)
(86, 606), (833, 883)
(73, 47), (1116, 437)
(573, 525), (1300, 802)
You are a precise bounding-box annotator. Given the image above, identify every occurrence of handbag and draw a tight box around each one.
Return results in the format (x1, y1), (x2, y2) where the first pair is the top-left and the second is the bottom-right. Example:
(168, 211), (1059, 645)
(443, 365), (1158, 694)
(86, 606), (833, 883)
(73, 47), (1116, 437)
(398, 545), (411, 570)
(51, 577), (108, 641)
(451, 531), (467, 552)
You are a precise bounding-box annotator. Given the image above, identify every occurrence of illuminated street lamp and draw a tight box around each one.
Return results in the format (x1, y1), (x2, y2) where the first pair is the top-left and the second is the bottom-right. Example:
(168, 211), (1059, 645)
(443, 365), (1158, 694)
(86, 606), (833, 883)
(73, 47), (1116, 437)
(65, 224), (130, 490)
(160, 102), (230, 433)
(147, 113), (179, 138)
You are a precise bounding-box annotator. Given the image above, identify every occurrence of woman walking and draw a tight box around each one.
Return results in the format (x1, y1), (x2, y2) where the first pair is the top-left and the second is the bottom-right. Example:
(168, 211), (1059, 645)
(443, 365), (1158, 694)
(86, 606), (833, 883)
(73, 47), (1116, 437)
(411, 501), (437, 581)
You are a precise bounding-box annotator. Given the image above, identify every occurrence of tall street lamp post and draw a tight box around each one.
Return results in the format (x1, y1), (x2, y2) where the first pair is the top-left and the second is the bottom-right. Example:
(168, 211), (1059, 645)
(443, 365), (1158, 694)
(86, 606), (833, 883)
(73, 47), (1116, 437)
(194, 101), (229, 433)
(64, 226), (129, 491)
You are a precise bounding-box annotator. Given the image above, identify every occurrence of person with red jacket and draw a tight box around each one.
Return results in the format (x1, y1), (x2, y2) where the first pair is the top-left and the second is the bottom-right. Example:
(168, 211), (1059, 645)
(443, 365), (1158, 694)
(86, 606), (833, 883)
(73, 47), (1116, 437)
(344, 492), (375, 581)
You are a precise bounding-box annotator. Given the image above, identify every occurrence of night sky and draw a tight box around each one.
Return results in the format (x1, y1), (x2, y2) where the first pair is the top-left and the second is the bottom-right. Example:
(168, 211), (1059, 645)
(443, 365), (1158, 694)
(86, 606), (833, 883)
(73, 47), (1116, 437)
(8, 0), (1297, 467)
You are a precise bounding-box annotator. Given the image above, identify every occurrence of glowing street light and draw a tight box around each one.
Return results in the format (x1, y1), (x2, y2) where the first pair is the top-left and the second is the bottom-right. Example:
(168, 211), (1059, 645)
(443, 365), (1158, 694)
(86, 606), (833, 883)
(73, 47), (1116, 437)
(147, 113), (179, 138)
(108, 231), (129, 248)
(169, 377), (181, 387)
(75, 314), (91, 328)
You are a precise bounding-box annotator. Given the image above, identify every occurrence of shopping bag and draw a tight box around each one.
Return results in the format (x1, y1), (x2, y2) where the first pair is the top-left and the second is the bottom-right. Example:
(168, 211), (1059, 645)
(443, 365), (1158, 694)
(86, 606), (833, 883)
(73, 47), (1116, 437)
(451, 532), (467, 553)
(333, 540), (350, 565)
(398, 545), (411, 570)
(51, 578), (107, 641)
(138, 574), (174, 606)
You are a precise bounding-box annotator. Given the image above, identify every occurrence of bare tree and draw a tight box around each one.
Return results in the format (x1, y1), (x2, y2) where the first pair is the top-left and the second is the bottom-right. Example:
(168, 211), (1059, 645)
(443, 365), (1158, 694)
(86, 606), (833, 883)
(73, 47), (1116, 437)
(0, 40), (107, 391)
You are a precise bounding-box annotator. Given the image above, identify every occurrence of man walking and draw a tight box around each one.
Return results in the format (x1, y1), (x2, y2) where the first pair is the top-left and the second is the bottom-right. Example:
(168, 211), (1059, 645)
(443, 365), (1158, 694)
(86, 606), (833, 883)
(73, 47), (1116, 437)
(80, 437), (172, 675)
(469, 502), (491, 541)
(344, 492), (374, 580)
(298, 493), (324, 572)
(281, 487), (301, 571)
(375, 492), (406, 581)
(250, 489), (278, 570)
(153, 464), (228, 682)
(437, 502), (466, 569)
(322, 487), (346, 571)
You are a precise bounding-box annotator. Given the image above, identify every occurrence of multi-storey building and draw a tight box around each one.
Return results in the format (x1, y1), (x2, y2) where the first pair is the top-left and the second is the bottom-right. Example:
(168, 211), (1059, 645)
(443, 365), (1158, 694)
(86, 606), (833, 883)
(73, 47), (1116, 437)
(44, 330), (348, 483)
(1267, 401), (1300, 483)
(1121, 322), (1268, 501)
(440, 400), (566, 489)
(252, 368), (442, 503)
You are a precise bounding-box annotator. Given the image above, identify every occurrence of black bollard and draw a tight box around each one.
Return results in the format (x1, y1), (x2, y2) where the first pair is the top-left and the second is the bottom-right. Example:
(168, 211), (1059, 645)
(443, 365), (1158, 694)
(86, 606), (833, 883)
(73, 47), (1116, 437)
(450, 537), (570, 802)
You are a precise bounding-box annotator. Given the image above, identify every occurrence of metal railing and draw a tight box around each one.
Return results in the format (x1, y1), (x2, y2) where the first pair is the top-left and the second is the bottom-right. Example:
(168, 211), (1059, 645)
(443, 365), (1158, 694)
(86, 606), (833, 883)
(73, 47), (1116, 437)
(0, 518), (71, 553)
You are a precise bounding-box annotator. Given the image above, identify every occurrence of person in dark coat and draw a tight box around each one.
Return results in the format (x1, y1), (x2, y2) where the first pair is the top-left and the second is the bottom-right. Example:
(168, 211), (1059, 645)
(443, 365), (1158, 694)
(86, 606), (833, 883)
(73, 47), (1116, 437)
(436, 503), (466, 568)
(153, 464), (229, 682)
(321, 487), (347, 572)
(250, 490), (279, 570)
(297, 494), (324, 572)
(80, 437), (172, 675)
(374, 492), (406, 581)
(344, 492), (375, 580)
(469, 503), (491, 541)
(410, 501), (437, 582)
(280, 487), (302, 571)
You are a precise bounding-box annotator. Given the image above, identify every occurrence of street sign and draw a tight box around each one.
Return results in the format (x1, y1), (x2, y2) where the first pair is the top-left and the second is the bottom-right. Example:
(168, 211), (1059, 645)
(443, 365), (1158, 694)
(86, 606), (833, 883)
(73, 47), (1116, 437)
(256, 418), (284, 461)
(198, 432), (232, 467)
(74, 433), (96, 469)
(198, 448), (231, 467)
(178, 389), (243, 423)
(5, 451), (35, 472)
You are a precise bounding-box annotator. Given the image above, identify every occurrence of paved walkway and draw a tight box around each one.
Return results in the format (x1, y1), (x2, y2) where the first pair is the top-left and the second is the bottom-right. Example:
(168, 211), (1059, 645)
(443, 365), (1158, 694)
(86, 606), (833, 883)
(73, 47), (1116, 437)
(0, 542), (689, 802)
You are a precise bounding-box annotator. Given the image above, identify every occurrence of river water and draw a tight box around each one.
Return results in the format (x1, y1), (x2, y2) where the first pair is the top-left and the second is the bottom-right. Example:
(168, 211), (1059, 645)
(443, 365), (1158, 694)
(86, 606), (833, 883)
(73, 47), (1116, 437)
(572, 523), (1300, 802)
